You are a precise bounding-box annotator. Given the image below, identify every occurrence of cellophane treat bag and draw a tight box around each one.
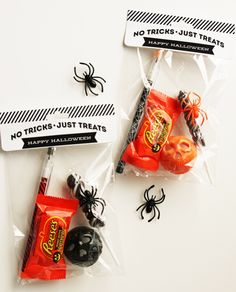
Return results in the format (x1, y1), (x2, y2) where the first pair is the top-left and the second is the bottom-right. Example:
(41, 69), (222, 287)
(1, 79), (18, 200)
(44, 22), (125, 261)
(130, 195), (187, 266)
(116, 9), (235, 184)
(0, 95), (122, 283)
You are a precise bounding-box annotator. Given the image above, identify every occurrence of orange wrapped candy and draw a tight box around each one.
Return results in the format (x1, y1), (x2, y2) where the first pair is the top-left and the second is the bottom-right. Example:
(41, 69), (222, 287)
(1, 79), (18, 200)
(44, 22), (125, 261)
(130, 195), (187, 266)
(20, 194), (78, 280)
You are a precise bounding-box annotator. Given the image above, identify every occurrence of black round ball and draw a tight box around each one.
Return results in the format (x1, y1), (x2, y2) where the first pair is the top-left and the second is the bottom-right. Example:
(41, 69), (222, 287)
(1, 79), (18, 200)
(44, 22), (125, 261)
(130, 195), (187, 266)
(64, 226), (103, 267)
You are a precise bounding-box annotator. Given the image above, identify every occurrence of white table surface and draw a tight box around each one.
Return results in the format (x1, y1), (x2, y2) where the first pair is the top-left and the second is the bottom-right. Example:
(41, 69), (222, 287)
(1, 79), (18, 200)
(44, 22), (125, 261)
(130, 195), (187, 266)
(0, 1), (235, 291)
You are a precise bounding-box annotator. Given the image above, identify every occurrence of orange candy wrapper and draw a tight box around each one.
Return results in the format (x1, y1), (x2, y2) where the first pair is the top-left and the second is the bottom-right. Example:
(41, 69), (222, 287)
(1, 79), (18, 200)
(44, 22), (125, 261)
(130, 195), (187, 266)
(121, 90), (181, 172)
(20, 194), (78, 280)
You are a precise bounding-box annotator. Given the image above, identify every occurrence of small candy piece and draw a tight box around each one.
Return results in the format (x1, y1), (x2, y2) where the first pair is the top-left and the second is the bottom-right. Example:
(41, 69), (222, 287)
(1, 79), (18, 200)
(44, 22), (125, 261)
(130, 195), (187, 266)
(20, 194), (78, 280)
(160, 136), (197, 174)
(64, 226), (103, 267)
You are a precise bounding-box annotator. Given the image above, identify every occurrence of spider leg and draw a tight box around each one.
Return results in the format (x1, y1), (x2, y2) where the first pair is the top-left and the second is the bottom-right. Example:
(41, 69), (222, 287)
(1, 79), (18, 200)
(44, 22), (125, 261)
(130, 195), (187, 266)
(92, 76), (106, 83)
(140, 206), (146, 220)
(154, 205), (161, 219)
(186, 98), (194, 107)
(80, 62), (91, 75)
(148, 207), (156, 222)
(78, 183), (86, 196)
(100, 204), (105, 215)
(73, 76), (85, 83)
(181, 97), (188, 107)
(74, 67), (84, 80)
(191, 92), (201, 105)
(95, 197), (106, 206)
(183, 107), (192, 113)
(192, 115), (196, 125)
(91, 187), (97, 198)
(87, 84), (98, 96)
(93, 79), (104, 92)
(186, 109), (194, 122)
(89, 63), (95, 76)
(91, 185), (95, 197)
(88, 64), (92, 76)
(188, 92), (195, 105)
(147, 185), (155, 192)
(199, 108), (208, 118)
(94, 198), (103, 204)
(136, 202), (146, 212)
(199, 114), (204, 126)
(185, 108), (192, 118)
(199, 109), (208, 122)
(155, 195), (166, 204)
(195, 99), (201, 106)
(96, 200), (105, 215)
(146, 185), (155, 201)
(154, 188), (166, 204)
(84, 83), (88, 96)
(144, 190), (149, 201)
(160, 188), (166, 200)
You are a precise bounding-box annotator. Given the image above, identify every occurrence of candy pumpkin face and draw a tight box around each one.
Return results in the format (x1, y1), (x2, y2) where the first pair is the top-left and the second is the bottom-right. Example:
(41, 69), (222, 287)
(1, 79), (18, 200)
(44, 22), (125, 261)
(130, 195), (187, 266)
(160, 136), (197, 174)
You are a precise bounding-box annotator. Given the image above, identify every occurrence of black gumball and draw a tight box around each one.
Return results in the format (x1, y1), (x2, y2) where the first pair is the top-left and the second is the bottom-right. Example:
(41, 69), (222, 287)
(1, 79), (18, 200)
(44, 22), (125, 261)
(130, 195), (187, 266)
(64, 226), (102, 267)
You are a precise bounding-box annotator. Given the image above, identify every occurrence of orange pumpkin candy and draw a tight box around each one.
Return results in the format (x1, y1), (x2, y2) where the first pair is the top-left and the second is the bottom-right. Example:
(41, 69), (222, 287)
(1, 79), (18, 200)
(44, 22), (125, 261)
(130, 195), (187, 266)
(160, 136), (197, 174)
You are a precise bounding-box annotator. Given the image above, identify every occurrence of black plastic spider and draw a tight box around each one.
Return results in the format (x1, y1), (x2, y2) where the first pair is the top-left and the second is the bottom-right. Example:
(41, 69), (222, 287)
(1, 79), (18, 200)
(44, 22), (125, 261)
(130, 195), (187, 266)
(136, 185), (165, 222)
(73, 62), (106, 96)
(76, 183), (106, 228)
(67, 173), (107, 227)
(77, 183), (106, 214)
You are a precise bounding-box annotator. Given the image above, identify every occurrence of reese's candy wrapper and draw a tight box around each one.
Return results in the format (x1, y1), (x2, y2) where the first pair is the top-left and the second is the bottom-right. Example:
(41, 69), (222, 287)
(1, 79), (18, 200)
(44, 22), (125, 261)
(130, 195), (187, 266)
(20, 194), (78, 280)
(121, 90), (181, 172)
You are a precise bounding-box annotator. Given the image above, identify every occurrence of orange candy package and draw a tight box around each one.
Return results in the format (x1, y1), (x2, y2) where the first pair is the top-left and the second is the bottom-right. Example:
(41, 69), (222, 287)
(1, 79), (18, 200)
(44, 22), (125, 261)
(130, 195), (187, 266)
(121, 90), (181, 172)
(20, 194), (78, 280)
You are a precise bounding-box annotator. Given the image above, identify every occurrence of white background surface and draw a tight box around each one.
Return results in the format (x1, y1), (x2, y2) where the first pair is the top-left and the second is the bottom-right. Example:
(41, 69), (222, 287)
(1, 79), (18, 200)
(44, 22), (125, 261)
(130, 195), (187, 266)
(0, 1), (235, 291)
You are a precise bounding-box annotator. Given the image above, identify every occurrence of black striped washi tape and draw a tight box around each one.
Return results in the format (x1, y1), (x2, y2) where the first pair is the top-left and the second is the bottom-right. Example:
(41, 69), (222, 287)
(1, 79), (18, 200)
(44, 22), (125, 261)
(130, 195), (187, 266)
(0, 104), (115, 125)
(127, 10), (235, 34)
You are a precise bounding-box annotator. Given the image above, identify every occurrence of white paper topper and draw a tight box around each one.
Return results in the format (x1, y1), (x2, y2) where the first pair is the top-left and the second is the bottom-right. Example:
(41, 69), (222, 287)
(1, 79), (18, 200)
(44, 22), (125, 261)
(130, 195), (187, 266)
(0, 102), (117, 151)
(125, 10), (235, 58)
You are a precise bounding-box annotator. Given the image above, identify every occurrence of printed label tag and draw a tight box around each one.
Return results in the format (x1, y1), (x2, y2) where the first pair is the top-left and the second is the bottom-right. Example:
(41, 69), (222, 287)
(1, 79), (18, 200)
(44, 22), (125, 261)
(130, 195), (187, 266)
(125, 10), (235, 58)
(0, 103), (117, 151)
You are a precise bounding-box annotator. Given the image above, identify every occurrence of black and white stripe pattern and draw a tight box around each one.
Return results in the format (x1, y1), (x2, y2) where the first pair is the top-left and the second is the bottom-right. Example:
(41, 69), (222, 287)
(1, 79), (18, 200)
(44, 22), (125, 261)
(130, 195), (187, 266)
(0, 104), (115, 125)
(127, 10), (235, 34)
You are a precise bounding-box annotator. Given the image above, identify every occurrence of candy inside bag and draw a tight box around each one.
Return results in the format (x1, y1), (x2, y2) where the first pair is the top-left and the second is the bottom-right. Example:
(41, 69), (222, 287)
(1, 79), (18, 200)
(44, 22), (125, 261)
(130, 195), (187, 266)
(121, 89), (181, 172)
(116, 47), (221, 183)
(20, 194), (78, 280)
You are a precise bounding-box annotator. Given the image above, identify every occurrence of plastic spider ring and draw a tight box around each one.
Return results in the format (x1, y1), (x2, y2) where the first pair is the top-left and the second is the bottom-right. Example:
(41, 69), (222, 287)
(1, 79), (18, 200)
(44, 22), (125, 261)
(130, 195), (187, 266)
(67, 173), (106, 228)
(136, 185), (166, 222)
(73, 62), (106, 96)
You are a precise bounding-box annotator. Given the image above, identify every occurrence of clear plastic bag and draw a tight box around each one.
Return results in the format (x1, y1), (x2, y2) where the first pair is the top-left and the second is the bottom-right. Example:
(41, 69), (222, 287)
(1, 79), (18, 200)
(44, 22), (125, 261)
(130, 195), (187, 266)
(4, 143), (121, 283)
(116, 48), (229, 184)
